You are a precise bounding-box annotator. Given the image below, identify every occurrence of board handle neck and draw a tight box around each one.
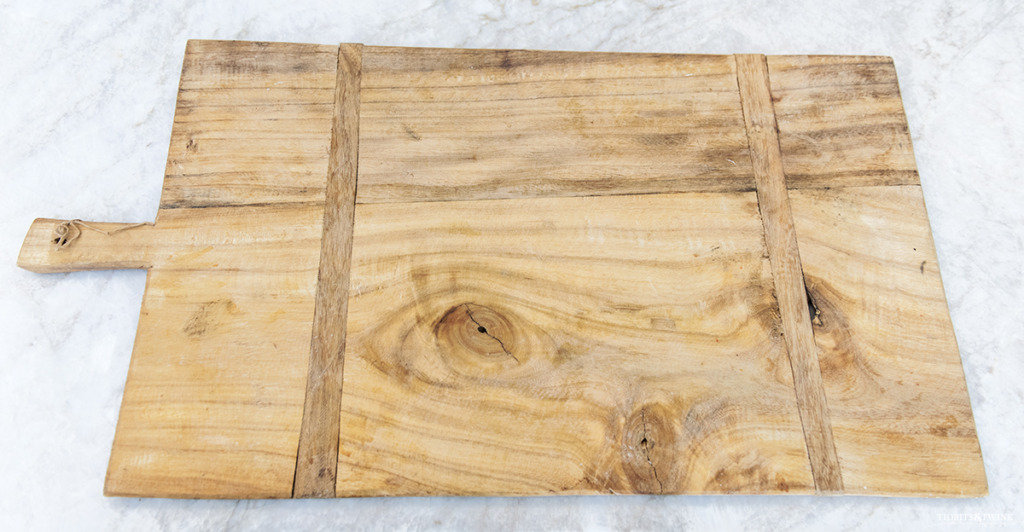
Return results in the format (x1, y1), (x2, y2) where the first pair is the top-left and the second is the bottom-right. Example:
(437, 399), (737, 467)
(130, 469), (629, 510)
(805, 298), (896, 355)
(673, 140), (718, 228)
(17, 218), (155, 273)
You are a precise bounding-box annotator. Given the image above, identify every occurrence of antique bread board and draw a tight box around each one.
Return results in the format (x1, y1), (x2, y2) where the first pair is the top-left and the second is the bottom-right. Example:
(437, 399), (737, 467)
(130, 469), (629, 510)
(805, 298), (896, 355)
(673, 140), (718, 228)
(16, 40), (986, 498)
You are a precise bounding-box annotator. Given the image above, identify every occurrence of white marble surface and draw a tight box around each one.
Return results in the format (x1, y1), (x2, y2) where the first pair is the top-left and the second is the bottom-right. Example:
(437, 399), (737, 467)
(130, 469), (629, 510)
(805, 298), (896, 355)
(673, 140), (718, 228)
(1, 0), (1022, 530)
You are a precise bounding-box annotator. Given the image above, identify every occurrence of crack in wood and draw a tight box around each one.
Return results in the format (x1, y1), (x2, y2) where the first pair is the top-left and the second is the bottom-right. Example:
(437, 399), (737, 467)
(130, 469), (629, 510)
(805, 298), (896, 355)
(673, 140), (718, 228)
(805, 281), (823, 327)
(463, 303), (520, 363)
(639, 409), (664, 494)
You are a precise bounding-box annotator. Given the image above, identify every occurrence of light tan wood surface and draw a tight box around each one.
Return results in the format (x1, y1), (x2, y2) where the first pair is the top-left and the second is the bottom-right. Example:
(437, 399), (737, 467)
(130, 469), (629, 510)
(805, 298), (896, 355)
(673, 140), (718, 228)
(336, 192), (813, 496)
(293, 43), (363, 499)
(357, 47), (755, 203)
(790, 185), (986, 496)
(160, 40), (338, 209)
(17, 41), (985, 498)
(735, 54), (842, 493)
(102, 41), (337, 498)
(767, 55), (920, 189)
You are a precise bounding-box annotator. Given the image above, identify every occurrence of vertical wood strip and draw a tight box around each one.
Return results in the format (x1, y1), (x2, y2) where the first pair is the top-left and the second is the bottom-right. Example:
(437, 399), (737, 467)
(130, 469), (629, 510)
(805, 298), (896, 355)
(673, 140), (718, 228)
(293, 43), (363, 498)
(734, 54), (843, 493)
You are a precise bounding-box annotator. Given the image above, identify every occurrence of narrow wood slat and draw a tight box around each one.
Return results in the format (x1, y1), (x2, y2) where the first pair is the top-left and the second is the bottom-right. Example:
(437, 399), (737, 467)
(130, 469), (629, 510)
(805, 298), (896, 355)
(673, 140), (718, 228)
(293, 43), (363, 498)
(734, 54), (843, 493)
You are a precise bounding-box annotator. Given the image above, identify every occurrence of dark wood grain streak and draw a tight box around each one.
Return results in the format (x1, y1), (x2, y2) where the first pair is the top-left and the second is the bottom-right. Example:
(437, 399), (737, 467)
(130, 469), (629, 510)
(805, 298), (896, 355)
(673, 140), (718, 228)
(767, 55), (920, 189)
(293, 43), (362, 498)
(159, 40), (337, 211)
(734, 54), (843, 493)
(355, 47), (754, 204)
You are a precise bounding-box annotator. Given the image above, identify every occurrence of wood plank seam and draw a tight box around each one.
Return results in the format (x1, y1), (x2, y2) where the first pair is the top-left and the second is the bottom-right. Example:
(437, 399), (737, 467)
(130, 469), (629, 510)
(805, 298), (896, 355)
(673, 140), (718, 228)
(734, 54), (844, 494)
(292, 43), (363, 498)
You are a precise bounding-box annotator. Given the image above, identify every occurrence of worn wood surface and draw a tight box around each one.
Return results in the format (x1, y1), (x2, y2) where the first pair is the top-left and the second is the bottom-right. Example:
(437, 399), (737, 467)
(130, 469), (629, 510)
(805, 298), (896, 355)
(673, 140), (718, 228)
(160, 40), (339, 209)
(103, 41), (337, 498)
(293, 43), (362, 498)
(17, 40), (985, 498)
(335, 192), (813, 496)
(18, 220), (156, 273)
(767, 55), (920, 189)
(791, 185), (986, 496)
(357, 47), (755, 203)
(735, 54), (842, 493)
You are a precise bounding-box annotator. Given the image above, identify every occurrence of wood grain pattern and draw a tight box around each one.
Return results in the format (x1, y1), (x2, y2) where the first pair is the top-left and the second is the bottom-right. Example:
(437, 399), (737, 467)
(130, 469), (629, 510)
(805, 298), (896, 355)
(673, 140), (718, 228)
(335, 192), (814, 496)
(16, 41), (985, 498)
(767, 55), (920, 189)
(103, 41), (337, 498)
(735, 54), (842, 493)
(293, 43), (362, 498)
(160, 40), (337, 209)
(18, 219), (155, 273)
(18, 208), (325, 274)
(356, 47), (754, 203)
(790, 185), (987, 496)
(104, 267), (318, 498)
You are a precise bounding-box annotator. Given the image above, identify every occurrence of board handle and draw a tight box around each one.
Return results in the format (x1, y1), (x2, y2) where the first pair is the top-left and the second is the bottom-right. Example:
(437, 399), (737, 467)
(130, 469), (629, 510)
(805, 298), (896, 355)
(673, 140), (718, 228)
(17, 218), (155, 273)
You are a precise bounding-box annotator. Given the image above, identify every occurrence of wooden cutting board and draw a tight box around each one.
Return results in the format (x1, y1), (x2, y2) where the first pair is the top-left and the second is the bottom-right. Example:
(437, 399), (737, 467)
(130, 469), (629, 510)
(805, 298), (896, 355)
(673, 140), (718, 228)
(17, 40), (986, 498)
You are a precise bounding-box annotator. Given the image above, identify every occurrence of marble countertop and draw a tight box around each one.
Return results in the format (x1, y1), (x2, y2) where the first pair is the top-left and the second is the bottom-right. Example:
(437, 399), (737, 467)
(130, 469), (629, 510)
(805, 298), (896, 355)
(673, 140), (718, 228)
(1, 1), (1021, 530)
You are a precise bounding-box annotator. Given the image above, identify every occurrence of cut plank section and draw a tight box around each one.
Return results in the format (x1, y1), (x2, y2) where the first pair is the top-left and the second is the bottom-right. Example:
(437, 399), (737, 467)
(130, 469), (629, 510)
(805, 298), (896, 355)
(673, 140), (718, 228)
(159, 40), (338, 210)
(735, 53), (843, 493)
(293, 43), (362, 498)
(335, 192), (814, 496)
(105, 267), (320, 498)
(356, 47), (754, 203)
(790, 185), (987, 496)
(767, 55), (920, 189)
(104, 41), (336, 498)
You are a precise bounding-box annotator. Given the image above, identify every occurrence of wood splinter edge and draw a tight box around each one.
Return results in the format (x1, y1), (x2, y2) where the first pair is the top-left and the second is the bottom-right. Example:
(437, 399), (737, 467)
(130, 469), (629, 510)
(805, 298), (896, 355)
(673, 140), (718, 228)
(292, 43), (363, 498)
(734, 53), (844, 493)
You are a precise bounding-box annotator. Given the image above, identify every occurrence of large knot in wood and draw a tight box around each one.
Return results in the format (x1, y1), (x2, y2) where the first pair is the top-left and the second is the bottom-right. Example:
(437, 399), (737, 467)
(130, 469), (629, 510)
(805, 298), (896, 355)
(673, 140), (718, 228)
(434, 303), (523, 377)
(621, 402), (675, 494)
